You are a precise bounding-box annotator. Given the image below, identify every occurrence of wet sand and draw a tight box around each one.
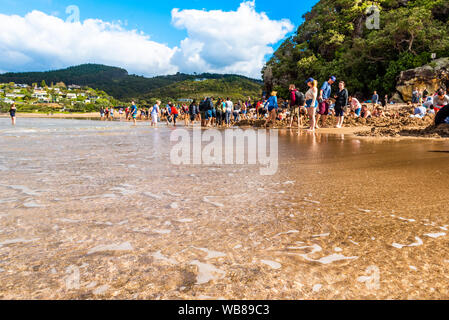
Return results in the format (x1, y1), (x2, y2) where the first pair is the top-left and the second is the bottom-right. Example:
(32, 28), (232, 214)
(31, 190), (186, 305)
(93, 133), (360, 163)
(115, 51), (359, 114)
(0, 118), (449, 300)
(0, 112), (101, 119)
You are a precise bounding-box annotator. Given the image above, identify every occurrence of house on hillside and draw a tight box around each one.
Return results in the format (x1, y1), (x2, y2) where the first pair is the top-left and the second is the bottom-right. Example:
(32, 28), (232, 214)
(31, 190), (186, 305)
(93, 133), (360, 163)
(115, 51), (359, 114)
(6, 93), (25, 98)
(66, 93), (77, 99)
(68, 85), (81, 90)
(32, 89), (47, 99)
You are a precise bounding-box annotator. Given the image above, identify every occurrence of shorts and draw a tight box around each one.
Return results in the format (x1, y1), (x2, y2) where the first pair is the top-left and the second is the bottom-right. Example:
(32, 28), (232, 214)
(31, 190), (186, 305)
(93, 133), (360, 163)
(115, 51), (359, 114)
(335, 107), (344, 117)
(132, 114), (137, 119)
(354, 108), (362, 117)
(200, 111), (206, 119)
(318, 101), (329, 115)
(268, 106), (277, 112)
(190, 114), (196, 122)
(151, 115), (158, 124)
(100, 113), (105, 117)
(212, 109), (217, 118)
(306, 99), (318, 108)
(205, 110), (213, 120)
(241, 110), (247, 114)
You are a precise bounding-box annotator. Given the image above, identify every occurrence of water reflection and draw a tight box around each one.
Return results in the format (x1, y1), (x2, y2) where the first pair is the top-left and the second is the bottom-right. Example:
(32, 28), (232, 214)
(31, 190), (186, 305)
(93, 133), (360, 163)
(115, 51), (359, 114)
(0, 119), (448, 299)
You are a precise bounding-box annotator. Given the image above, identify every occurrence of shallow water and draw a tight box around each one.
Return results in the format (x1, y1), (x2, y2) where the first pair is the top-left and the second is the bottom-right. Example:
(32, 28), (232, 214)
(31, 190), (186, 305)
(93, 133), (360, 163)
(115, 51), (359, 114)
(0, 118), (449, 299)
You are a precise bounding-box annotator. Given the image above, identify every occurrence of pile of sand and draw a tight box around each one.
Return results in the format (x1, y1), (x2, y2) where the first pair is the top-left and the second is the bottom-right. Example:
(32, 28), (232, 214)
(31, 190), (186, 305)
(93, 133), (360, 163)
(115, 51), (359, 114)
(235, 107), (449, 138)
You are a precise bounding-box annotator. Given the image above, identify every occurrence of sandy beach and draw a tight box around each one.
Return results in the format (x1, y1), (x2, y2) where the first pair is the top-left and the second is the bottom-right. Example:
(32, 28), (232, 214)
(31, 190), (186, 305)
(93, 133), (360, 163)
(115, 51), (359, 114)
(1, 118), (448, 300)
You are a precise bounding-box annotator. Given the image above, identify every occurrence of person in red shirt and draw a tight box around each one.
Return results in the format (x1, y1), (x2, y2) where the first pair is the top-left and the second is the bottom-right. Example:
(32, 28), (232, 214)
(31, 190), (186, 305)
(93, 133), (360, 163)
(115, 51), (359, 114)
(125, 107), (129, 121)
(256, 100), (263, 119)
(171, 104), (179, 126)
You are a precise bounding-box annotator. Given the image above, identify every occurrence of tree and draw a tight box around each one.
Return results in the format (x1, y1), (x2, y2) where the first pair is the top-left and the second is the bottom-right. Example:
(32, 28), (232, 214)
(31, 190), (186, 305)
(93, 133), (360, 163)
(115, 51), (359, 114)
(263, 0), (449, 97)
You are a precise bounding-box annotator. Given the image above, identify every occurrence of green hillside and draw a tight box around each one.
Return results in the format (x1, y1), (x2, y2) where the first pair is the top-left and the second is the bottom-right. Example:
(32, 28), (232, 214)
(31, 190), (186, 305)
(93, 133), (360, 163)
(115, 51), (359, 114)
(143, 76), (262, 102)
(263, 0), (449, 99)
(0, 64), (263, 102)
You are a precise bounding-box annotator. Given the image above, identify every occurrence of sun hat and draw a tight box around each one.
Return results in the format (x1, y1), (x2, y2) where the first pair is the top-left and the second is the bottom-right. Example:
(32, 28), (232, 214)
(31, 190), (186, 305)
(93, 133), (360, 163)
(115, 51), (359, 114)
(306, 78), (315, 84)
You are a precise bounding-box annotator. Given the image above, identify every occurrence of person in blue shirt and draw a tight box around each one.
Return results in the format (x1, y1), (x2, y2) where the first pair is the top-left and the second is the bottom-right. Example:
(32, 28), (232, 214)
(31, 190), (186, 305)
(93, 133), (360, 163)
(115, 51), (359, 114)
(264, 91), (278, 127)
(130, 101), (138, 126)
(151, 100), (161, 127)
(166, 102), (172, 115)
(317, 76), (336, 128)
(372, 91), (379, 106)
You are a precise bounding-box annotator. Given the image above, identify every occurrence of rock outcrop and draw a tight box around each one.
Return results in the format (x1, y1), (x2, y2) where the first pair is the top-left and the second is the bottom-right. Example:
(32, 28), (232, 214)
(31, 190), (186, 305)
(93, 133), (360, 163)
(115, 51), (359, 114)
(396, 58), (449, 102)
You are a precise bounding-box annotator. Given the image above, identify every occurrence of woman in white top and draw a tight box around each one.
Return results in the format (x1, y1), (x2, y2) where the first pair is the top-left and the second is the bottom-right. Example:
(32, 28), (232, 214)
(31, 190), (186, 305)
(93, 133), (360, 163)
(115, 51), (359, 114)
(305, 78), (318, 131)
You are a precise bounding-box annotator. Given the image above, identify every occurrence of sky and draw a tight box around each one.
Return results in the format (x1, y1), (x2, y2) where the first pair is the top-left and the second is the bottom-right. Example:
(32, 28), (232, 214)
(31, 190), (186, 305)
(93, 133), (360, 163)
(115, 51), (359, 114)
(0, 0), (319, 78)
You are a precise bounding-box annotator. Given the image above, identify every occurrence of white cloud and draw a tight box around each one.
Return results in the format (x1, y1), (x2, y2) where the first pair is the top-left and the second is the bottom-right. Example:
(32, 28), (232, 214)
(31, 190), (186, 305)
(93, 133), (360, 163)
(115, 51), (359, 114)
(171, 1), (293, 78)
(0, 2), (293, 78)
(0, 10), (177, 76)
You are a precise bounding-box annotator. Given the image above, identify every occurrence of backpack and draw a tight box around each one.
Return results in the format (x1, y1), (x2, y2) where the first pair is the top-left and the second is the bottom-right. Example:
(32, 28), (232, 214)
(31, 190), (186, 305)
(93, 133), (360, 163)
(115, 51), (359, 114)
(295, 91), (306, 106)
(199, 100), (207, 112)
(206, 98), (213, 111)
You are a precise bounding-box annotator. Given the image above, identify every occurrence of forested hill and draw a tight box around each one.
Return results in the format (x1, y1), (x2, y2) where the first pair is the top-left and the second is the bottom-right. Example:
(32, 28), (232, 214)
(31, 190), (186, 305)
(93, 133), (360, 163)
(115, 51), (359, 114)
(263, 0), (449, 99)
(0, 64), (263, 101)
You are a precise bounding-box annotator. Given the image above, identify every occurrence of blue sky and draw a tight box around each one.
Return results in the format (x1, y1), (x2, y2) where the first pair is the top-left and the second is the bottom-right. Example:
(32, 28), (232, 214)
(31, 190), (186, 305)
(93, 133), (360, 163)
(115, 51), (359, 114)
(0, 0), (319, 77)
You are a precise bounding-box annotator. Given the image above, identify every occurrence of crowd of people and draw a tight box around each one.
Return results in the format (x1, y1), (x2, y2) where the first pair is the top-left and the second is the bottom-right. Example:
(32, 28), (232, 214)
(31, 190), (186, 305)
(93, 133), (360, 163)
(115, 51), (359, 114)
(94, 80), (449, 130)
(100, 98), (270, 128)
(6, 81), (449, 129)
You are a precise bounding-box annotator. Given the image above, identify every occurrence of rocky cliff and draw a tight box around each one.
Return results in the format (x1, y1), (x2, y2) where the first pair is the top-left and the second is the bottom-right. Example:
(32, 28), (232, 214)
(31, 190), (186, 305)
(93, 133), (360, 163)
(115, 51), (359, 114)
(396, 58), (449, 101)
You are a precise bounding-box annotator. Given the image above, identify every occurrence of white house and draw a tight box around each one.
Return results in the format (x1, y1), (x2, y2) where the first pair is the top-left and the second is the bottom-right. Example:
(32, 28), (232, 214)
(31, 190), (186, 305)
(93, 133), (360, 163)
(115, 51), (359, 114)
(6, 93), (25, 98)
(66, 93), (77, 99)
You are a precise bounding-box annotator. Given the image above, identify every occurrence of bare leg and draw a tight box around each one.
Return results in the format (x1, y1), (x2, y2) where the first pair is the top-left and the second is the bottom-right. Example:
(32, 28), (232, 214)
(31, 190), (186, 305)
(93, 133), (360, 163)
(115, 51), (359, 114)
(307, 108), (316, 131)
(321, 115), (327, 128)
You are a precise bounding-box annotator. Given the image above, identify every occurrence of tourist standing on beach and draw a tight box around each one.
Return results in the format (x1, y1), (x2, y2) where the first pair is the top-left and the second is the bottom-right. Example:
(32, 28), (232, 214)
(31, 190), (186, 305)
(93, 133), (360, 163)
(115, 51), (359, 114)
(288, 84), (298, 128)
(151, 100), (161, 127)
(125, 106), (130, 121)
(222, 99), (227, 125)
(110, 107), (114, 121)
(264, 91), (278, 127)
(215, 98), (224, 127)
(233, 101), (241, 123)
(372, 91), (379, 105)
(130, 101), (138, 126)
(9, 103), (17, 126)
(412, 88), (420, 104)
(317, 76), (336, 129)
(211, 97), (217, 127)
(225, 98), (233, 128)
(183, 104), (190, 126)
(383, 94), (389, 110)
(305, 78), (318, 131)
(334, 81), (348, 128)
(188, 100), (198, 126)
(99, 107), (105, 121)
(171, 104), (179, 127)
